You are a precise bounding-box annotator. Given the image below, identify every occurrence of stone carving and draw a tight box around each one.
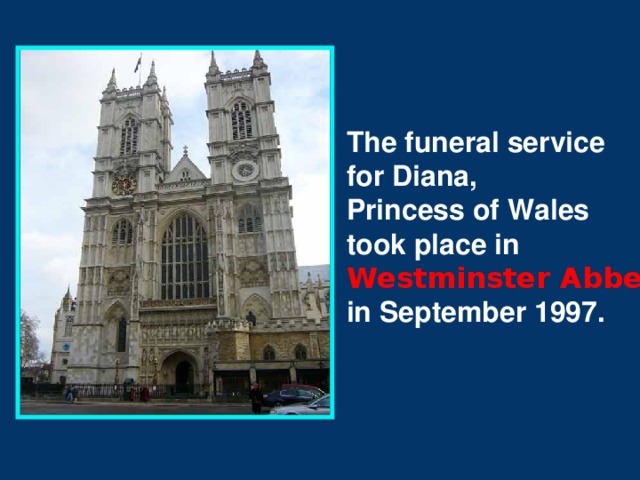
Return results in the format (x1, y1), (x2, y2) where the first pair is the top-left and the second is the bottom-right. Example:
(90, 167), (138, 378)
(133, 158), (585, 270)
(239, 257), (268, 287)
(243, 294), (271, 324)
(140, 297), (214, 308)
(140, 322), (206, 345)
(158, 179), (208, 191)
(279, 194), (289, 212)
(105, 303), (126, 321)
(106, 267), (130, 296)
(113, 158), (138, 178)
(229, 143), (259, 164)
(284, 293), (292, 315)
(305, 292), (321, 313)
(277, 252), (287, 270)
(238, 234), (263, 256)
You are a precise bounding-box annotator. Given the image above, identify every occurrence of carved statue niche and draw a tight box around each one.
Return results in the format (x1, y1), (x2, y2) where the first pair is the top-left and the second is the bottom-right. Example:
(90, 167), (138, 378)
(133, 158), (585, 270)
(106, 267), (131, 296)
(304, 291), (321, 313)
(242, 294), (271, 325)
(239, 257), (268, 287)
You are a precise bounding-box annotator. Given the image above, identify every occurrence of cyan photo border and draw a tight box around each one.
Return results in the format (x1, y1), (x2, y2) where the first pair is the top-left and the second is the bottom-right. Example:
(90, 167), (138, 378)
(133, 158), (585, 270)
(15, 44), (335, 421)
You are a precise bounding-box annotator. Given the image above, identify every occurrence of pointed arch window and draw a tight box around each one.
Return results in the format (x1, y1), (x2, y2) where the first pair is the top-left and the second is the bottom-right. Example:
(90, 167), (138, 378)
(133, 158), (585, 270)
(112, 219), (133, 245)
(120, 118), (139, 155)
(180, 169), (191, 182)
(117, 317), (127, 352)
(161, 214), (210, 300)
(64, 316), (73, 337)
(238, 204), (262, 233)
(294, 344), (308, 360)
(263, 345), (276, 361)
(231, 101), (252, 140)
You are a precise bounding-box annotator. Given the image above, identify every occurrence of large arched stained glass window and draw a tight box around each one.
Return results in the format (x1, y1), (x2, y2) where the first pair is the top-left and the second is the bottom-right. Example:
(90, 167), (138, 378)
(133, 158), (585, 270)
(161, 214), (210, 300)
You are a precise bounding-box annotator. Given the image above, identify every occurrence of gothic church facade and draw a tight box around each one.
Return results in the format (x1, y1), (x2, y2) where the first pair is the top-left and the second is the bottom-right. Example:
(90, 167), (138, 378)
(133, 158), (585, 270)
(51, 52), (330, 395)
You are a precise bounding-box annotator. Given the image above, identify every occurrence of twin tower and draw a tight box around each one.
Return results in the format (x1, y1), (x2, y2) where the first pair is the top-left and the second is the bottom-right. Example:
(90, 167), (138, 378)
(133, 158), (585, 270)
(50, 51), (330, 394)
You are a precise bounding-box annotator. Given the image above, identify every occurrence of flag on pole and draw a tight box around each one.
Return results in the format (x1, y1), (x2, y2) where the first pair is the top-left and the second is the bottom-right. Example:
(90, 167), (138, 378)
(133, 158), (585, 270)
(134, 55), (142, 73)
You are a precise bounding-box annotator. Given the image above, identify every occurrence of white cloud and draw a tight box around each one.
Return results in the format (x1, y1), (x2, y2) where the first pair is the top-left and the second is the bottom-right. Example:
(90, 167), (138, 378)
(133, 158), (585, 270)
(21, 231), (79, 253)
(19, 48), (331, 362)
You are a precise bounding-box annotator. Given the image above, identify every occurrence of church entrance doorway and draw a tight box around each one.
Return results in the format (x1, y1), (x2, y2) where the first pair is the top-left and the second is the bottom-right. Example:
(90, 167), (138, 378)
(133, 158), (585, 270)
(175, 360), (194, 394)
(160, 350), (198, 396)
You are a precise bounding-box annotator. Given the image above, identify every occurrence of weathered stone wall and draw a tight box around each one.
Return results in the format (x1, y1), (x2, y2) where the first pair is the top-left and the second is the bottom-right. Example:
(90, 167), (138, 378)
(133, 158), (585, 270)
(217, 332), (251, 361)
(249, 331), (330, 360)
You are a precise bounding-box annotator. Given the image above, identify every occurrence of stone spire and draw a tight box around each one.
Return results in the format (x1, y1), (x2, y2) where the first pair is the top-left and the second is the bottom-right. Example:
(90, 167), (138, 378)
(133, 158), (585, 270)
(103, 68), (117, 94)
(251, 50), (268, 74)
(62, 285), (73, 311)
(162, 85), (169, 104)
(253, 50), (266, 67)
(210, 51), (220, 74)
(206, 51), (221, 82)
(145, 60), (158, 86)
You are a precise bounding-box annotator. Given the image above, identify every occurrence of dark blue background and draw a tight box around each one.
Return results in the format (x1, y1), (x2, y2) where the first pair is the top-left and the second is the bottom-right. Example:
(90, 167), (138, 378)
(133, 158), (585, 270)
(5, 2), (639, 478)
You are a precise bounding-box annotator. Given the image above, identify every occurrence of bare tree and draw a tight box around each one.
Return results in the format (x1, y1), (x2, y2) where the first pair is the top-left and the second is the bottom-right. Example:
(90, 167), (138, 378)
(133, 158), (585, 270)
(20, 310), (44, 369)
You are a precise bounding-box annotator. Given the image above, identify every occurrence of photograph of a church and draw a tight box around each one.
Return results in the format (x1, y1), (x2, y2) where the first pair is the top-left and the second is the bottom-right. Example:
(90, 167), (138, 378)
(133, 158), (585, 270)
(44, 50), (331, 399)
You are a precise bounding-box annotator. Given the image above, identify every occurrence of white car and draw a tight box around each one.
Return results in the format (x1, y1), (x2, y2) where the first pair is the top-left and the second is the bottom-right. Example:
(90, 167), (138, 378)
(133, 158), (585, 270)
(270, 394), (330, 415)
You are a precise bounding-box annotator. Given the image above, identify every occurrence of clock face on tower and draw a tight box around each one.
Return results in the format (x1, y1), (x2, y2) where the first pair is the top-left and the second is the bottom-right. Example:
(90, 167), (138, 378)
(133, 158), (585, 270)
(232, 160), (259, 182)
(112, 175), (137, 195)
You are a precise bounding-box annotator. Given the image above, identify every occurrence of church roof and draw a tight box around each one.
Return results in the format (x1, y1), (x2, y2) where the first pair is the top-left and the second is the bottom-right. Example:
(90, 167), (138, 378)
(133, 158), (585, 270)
(298, 264), (330, 283)
(164, 146), (207, 183)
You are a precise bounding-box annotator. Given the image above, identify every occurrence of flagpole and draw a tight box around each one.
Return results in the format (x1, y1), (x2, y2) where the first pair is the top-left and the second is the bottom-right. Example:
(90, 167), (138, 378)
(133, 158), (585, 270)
(138, 52), (142, 86)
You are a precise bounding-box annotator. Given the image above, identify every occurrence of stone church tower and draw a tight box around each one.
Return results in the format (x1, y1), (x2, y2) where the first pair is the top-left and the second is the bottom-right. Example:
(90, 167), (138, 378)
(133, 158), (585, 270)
(64, 52), (330, 396)
(49, 287), (76, 385)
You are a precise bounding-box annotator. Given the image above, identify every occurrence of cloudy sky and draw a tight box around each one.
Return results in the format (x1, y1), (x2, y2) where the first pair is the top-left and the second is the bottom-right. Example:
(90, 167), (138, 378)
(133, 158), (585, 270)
(19, 48), (331, 361)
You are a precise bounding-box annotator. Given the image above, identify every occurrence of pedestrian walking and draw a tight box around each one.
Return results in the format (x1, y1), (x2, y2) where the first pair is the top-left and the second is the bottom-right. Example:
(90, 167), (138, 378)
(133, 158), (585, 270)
(249, 382), (263, 415)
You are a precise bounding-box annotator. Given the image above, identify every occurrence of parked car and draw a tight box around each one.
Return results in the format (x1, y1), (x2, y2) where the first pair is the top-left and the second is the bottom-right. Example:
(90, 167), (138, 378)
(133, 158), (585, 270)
(281, 384), (326, 395)
(270, 394), (331, 415)
(262, 387), (323, 407)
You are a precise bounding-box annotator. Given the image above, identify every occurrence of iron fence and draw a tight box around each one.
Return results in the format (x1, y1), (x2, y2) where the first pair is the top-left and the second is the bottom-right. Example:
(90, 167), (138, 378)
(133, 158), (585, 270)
(21, 383), (255, 402)
(21, 383), (65, 397)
